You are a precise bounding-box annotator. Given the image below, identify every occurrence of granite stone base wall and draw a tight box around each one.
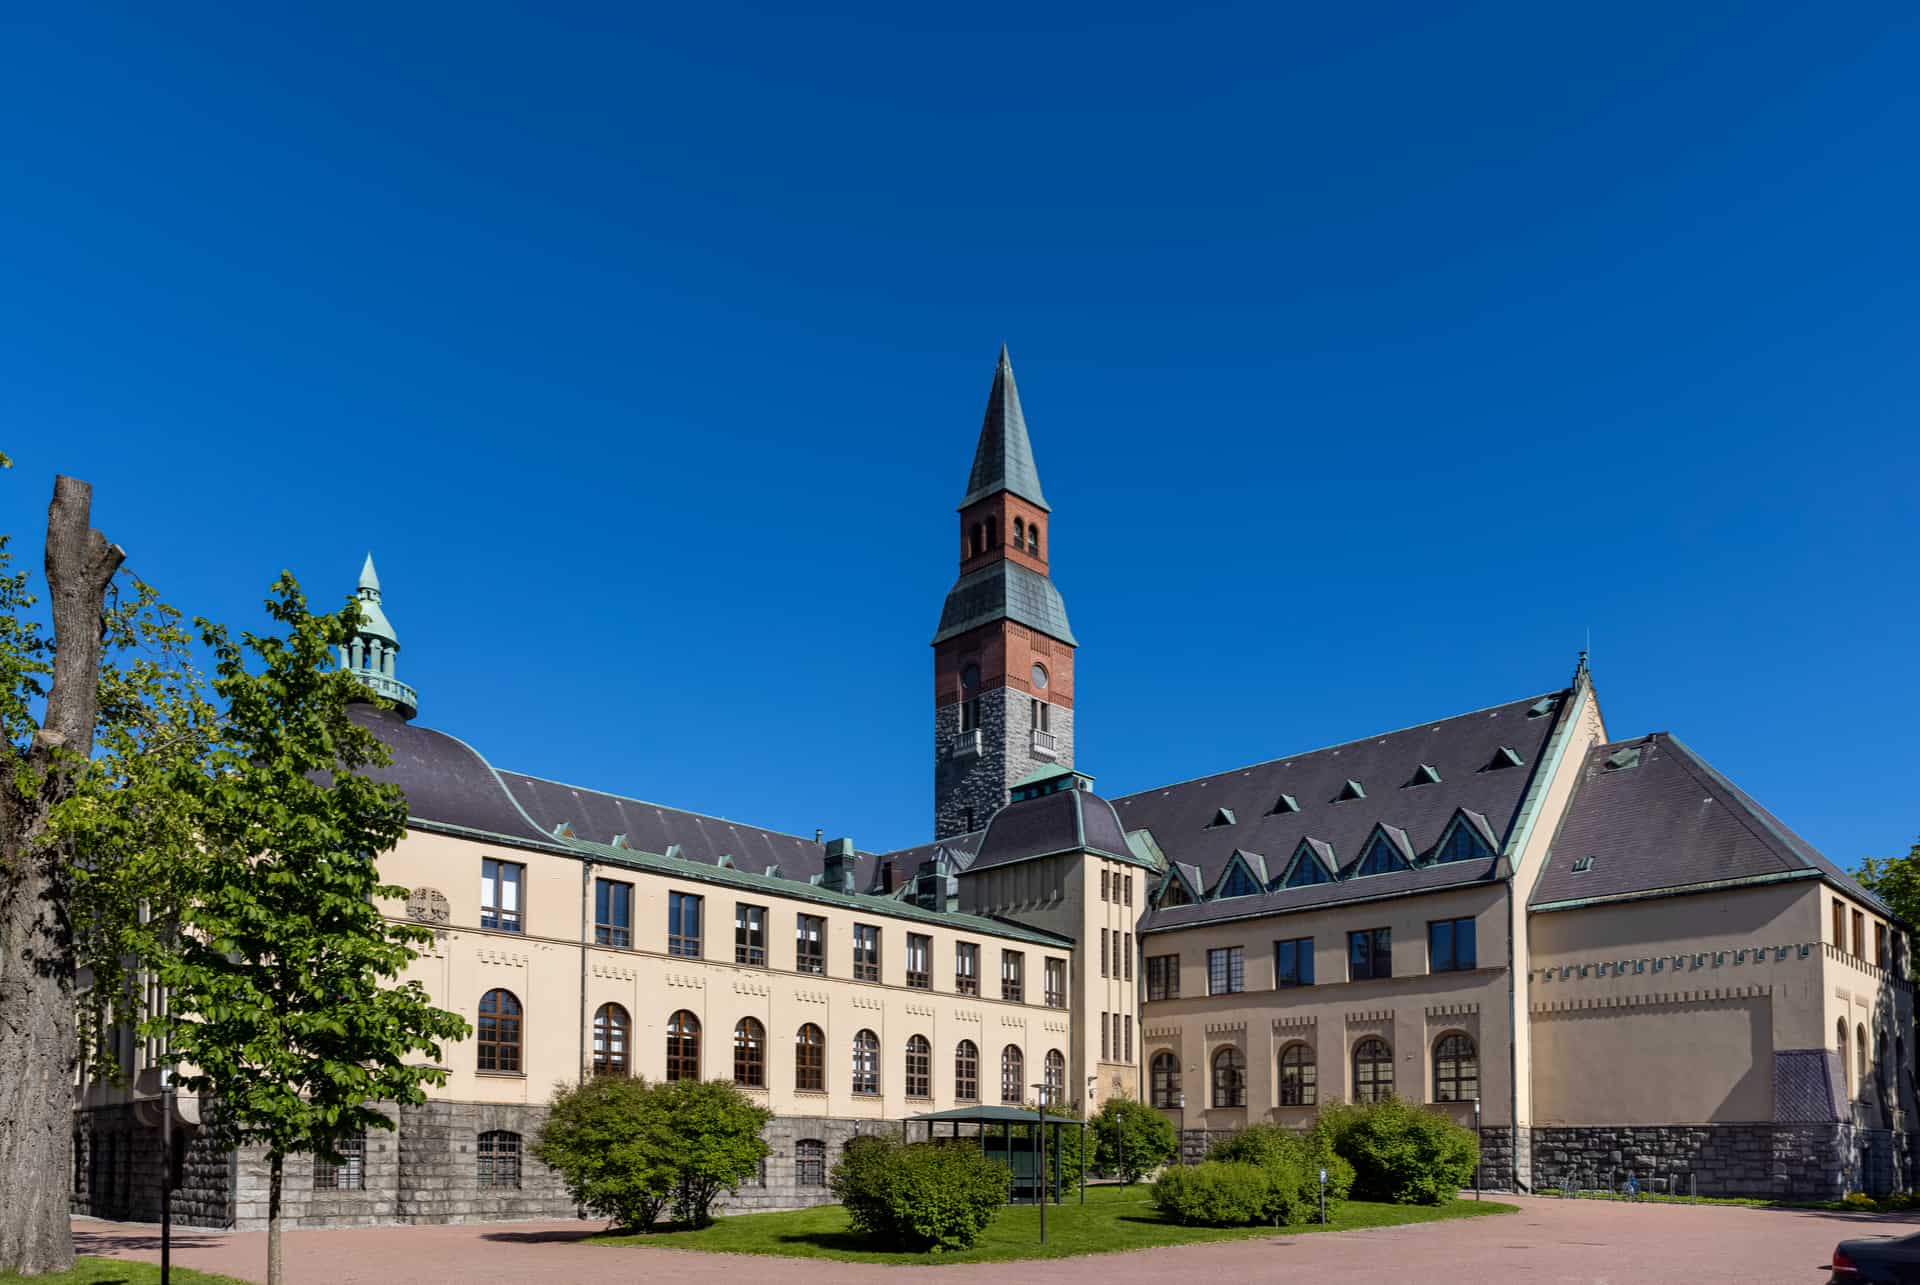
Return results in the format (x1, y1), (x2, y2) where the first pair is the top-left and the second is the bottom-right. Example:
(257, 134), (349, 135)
(1527, 1123), (1920, 1200)
(73, 1102), (233, 1228)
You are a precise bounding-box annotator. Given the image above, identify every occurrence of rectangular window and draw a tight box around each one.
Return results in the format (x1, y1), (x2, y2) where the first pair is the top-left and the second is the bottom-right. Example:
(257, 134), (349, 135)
(956, 941), (979, 993)
(1349, 927), (1392, 981)
(960, 696), (981, 732)
(734, 903), (767, 966)
(906, 933), (932, 989)
(853, 923), (881, 982)
(1125, 875), (1133, 907)
(593, 878), (631, 947)
(1854, 910), (1866, 960)
(1101, 868), (1110, 902)
(1112, 1012), (1122, 1060)
(1146, 954), (1180, 1001)
(1002, 950), (1025, 1002)
(1834, 899), (1847, 949)
(1428, 918), (1477, 973)
(1274, 937), (1314, 988)
(795, 1139), (826, 1186)
(480, 858), (524, 933)
(1044, 957), (1066, 1008)
(1207, 946), (1244, 995)
(795, 914), (825, 974)
(1878, 922), (1889, 970)
(1100, 928), (1109, 978)
(667, 891), (702, 958)
(314, 1134), (366, 1191)
(1100, 1011), (1109, 1060)
(1125, 1015), (1133, 1061)
(1124, 932), (1133, 981)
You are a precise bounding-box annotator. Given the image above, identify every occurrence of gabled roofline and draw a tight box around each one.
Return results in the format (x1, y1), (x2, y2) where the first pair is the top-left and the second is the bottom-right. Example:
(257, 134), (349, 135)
(1531, 866), (1825, 914)
(1141, 866), (1501, 934)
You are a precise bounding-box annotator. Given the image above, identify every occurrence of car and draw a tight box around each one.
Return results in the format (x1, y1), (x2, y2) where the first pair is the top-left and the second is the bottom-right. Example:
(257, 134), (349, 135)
(1827, 1230), (1920, 1282)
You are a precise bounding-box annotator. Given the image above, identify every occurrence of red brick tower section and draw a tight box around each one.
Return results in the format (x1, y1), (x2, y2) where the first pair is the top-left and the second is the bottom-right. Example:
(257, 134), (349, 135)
(932, 348), (1077, 839)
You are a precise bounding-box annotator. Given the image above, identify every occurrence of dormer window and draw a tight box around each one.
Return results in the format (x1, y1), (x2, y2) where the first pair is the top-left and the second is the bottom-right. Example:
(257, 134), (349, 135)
(1159, 877), (1191, 908)
(1434, 813), (1494, 864)
(1354, 829), (1412, 877)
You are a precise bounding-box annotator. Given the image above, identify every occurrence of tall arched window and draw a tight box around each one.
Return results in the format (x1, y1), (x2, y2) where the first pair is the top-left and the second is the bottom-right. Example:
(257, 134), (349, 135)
(478, 989), (522, 1074)
(1433, 1033), (1477, 1102)
(1858, 1023), (1869, 1090)
(1014, 517), (1025, 548)
(852, 1029), (879, 1095)
(956, 1040), (980, 1102)
(734, 1017), (765, 1087)
(1278, 1043), (1317, 1107)
(1044, 1050), (1065, 1105)
(905, 1035), (931, 1098)
(666, 1009), (700, 1081)
(1353, 1037), (1393, 1102)
(1838, 1019), (1851, 1097)
(1028, 523), (1039, 555)
(1150, 1051), (1181, 1108)
(795, 1023), (824, 1092)
(1212, 1046), (1246, 1108)
(592, 1002), (629, 1077)
(1000, 1045), (1024, 1104)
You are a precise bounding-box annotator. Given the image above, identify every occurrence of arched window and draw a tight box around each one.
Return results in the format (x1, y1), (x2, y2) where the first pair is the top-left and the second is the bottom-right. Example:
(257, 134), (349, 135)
(1211, 1046), (1246, 1108)
(1044, 1050), (1065, 1105)
(477, 1130), (521, 1188)
(795, 1138), (827, 1186)
(905, 1035), (931, 1098)
(666, 1009), (700, 1081)
(795, 1023), (825, 1092)
(1013, 517), (1025, 548)
(1838, 1019), (1851, 1097)
(955, 1040), (980, 1102)
(1858, 1023), (1869, 1089)
(852, 1028), (879, 1095)
(1278, 1043), (1317, 1107)
(477, 989), (522, 1074)
(1150, 1051), (1181, 1108)
(1353, 1037), (1394, 1102)
(1001, 1045), (1024, 1104)
(592, 1002), (629, 1077)
(986, 516), (999, 547)
(734, 1017), (765, 1087)
(1433, 1033), (1477, 1102)
(1028, 523), (1039, 555)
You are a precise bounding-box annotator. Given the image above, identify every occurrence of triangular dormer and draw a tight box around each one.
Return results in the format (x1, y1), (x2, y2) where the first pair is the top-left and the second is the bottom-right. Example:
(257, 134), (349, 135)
(1206, 807), (1237, 829)
(1277, 838), (1337, 889)
(1353, 824), (1415, 877)
(1156, 862), (1201, 908)
(1267, 793), (1301, 816)
(1481, 746), (1524, 772)
(1334, 779), (1366, 803)
(1404, 763), (1442, 788)
(1211, 849), (1268, 899)
(1431, 809), (1498, 865)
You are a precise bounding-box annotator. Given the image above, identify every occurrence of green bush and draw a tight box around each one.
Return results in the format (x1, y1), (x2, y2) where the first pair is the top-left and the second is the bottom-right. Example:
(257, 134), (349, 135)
(1205, 1124), (1349, 1223)
(830, 1137), (1010, 1252)
(1091, 1098), (1178, 1183)
(1312, 1099), (1477, 1205)
(1150, 1161), (1274, 1226)
(532, 1076), (771, 1231)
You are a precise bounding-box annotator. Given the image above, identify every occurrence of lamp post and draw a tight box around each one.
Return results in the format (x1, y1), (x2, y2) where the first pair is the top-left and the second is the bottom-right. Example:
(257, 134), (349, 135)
(1473, 1097), (1482, 1200)
(1032, 1082), (1050, 1245)
(1174, 1089), (1186, 1164)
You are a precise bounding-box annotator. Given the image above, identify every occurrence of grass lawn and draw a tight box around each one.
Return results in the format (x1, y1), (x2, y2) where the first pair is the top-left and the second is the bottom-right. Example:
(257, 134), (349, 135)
(0, 1258), (251, 1285)
(591, 1184), (1517, 1264)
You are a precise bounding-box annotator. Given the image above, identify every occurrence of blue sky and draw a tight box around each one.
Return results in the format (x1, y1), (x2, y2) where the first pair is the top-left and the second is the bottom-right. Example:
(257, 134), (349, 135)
(3, 3), (1915, 862)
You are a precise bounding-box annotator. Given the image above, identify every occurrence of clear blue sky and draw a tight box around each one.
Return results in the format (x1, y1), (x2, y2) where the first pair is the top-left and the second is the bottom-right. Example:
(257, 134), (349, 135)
(3, 3), (1915, 862)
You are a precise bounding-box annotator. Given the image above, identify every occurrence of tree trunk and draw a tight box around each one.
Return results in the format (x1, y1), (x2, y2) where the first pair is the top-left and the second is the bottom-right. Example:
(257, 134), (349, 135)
(267, 1151), (283, 1285)
(0, 477), (124, 1276)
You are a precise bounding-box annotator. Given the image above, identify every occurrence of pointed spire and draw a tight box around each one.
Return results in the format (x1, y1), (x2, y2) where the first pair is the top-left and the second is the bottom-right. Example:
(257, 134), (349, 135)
(959, 346), (1050, 512)
(1572, 648), (1591, 689)
(358, 552), (381, 595)
(342, 553), (416, 720)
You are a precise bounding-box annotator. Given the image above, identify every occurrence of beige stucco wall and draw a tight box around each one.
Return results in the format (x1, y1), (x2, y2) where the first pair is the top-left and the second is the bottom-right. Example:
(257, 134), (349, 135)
(380, 829), (1077, 1117)
(1139, 881), (1511, 1130)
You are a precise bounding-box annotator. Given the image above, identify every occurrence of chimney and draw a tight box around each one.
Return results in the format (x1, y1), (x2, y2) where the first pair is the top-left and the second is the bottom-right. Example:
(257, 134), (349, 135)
(815, 828), (824, 843)
(914, 860), (944, 911)
(823, 837), (857, 894)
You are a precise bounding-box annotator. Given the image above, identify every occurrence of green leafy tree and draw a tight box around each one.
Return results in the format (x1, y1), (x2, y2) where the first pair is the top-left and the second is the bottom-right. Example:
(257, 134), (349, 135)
(830, 1136), (1010, 1252)
(533, 1076), (679, 1229)
(1091, 1097), (1177, 1183)
(656, 1079), (774, 1227)
(136, 576), (469, 1285)
(1858, 841), (1920, 966)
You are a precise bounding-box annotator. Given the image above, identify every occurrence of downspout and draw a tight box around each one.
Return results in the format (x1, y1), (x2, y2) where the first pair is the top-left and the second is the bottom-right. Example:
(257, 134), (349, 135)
(579, 860), (592, 1085)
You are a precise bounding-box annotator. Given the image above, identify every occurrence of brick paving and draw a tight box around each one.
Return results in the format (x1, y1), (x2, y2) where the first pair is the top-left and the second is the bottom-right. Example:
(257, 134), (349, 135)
(73, 1198), (1917, 1284)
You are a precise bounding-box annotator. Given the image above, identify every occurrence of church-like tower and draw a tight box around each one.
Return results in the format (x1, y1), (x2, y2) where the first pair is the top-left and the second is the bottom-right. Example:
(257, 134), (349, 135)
(342, 553), (418, 720)
(932, 348), (1076, 838)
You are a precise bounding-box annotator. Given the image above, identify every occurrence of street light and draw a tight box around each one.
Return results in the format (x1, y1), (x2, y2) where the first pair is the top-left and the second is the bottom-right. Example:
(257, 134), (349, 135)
(134, 1067), (199, 1285)
(1473, 1097), (1482, 1200)
(1031, 1082), (1050, 1245)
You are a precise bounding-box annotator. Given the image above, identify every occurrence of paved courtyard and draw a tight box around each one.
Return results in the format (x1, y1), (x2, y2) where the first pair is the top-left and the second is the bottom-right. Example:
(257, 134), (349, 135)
(75, 1198), (1910, 1284)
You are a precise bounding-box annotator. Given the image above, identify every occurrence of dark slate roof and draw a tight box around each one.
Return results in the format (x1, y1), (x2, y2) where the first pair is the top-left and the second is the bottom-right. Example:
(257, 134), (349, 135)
(1530, 733), (1890, 917)
(876, 833), (983, 874)
(971, 786), (1150, 872)
(349, 704), (875, 889)
(959, 346), (1048, 512)
(1773, 1049), (1844, 1124)
(1126, 690), (1571, 932)
(932, 560), (1076, 646)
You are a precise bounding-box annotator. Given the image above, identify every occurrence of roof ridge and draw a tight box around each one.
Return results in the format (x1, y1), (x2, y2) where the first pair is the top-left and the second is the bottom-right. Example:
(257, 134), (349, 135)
(493, 764), (828, 848)
(1110, 688), (1567, 804)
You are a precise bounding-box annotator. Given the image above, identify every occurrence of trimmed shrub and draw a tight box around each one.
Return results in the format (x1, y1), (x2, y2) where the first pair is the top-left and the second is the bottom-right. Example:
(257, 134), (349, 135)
(1312, 1099), (1477, 1205)
(831, 1137), (1010, 1252)
(1206, 1124), (1349, 1223)
(1092, 1098), (1179, 1183)
(1150, 1161), (1274, 1226)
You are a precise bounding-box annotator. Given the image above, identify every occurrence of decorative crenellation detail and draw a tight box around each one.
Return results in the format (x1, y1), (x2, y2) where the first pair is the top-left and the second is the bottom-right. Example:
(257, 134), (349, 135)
(476, 948), (527, 967)
(1271, 1014), (1316, 1032)
(590, 963), (636, 981)
(852, 994), (882, 1010)
(1001, 1014), (1027, 1028)
(1043, 1020), (1068, 1034)
(665, 972), (705, 989)
(794, 989), (830, 1006)
(955, 1009), (982, 1024)
(906, 1003), (936, 1018)
(1204, 1021), (1247, 1035)
(1144, 1026), (1181, 1040)
(734, 979), (772, 997)
(1345, 1009), (1394, 1025)
(1425, 1003), (1479, 1018)
(1524, 940), (1901, 989)
(1532, 984), (1770, 1014)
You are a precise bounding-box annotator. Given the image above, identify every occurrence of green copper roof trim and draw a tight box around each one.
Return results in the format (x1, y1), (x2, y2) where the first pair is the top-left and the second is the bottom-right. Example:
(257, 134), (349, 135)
(1530, 867), (1825, 914)
(1125, 826), (1168, 870)
(1013, 763), (1078, 789)
(1498, 675), (1590, 873)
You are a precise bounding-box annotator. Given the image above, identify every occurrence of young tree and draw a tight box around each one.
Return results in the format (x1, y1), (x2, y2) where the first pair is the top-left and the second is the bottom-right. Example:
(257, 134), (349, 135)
(140, 575), (468, 1285)
(1091, 1096), (1178, 1184)
(657, 1079), (773, 1227)
(1859, 841), (1920, 962)
(533, 1076), (679, 1230)
(0, 477), (125, 1276)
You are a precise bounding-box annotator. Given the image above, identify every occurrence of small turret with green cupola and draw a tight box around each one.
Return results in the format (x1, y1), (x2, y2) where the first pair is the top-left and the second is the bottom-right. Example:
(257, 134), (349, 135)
(342, 553), (417, 720)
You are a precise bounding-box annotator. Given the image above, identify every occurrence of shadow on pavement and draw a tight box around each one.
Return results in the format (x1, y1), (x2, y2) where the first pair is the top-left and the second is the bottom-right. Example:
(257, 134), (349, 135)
(76, 1229), (228, 1253)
